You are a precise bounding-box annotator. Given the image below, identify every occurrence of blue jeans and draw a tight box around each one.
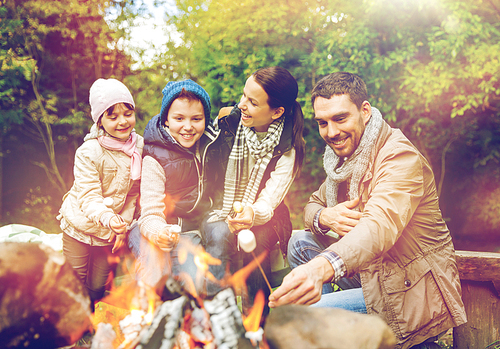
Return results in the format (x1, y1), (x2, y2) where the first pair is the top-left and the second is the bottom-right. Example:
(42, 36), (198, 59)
(201, 217), (276, 315)
(128, 223), (202, 291)
(288, 230), (365, 313)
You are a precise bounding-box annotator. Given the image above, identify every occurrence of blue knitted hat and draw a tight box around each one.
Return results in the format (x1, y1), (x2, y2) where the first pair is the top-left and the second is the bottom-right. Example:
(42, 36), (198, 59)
(159, 79), (211, 126)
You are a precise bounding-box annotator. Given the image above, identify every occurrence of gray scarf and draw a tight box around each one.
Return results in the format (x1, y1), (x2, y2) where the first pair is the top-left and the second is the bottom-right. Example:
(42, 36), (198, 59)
(323, 107), (384, 208)
(209, 117), (284, 222)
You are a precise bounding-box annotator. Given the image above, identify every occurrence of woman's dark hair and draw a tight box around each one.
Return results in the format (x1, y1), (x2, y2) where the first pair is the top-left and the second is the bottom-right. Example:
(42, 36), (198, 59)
(252, 66), (305, 175)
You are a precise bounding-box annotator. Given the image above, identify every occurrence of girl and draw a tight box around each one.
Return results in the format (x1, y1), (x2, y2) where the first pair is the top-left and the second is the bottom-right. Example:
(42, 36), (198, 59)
(58, 78), (143, 307)
(203, 66), (305, 314)
(128, 79), (219, 292)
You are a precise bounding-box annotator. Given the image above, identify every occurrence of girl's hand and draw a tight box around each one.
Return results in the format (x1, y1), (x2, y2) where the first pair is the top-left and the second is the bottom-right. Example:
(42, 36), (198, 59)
(227, 206), (254, 233)
(112, 233), (127, 253)
(110, 215), (127, 235)
(157, 227), (180, 252)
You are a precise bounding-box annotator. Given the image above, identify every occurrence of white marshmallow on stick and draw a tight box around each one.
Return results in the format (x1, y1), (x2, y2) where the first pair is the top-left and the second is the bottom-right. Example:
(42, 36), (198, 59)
(170, 225), (181, 234)
(238, 229), (256, 253)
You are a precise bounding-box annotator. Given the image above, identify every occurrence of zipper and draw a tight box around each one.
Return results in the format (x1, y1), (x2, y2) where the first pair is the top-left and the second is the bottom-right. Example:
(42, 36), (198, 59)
(186, 129), (219, 214)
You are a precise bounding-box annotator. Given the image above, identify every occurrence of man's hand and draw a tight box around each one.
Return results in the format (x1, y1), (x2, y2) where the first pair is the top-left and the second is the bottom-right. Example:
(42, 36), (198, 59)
(227, 206), (254, 233)
(157, 226), (180, 252)
(319, 197), (361, 237)
(268, 257), (334, 308)
(110, 215), (128, 235)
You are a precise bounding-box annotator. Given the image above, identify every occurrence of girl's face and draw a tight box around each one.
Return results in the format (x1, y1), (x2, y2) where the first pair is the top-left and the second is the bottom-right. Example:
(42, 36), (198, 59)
(238, 76), (284, 132)
(165, 98), (205, 149)
(100, 103), (136, 141)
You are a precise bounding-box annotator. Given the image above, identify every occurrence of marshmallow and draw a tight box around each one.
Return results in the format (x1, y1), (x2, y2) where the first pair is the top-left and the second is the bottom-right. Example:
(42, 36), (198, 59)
(103, 197), (114, 207)
(238, 229), (256, 253)
(170, 225), (181, 234)
(233, 201), (244, 213)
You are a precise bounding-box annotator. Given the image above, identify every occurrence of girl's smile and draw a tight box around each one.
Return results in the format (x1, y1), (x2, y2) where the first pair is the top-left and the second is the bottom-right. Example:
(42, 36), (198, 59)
(100, 103), (136, 141)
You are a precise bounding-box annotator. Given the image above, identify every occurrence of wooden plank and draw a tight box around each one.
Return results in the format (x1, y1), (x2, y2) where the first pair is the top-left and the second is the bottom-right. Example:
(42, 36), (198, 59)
(455, 250), (500, 283)
(453, 280), (500, 349)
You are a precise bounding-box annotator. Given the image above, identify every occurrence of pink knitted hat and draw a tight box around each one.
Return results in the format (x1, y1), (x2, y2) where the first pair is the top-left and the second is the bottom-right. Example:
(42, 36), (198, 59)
(89, 78), (135, 123)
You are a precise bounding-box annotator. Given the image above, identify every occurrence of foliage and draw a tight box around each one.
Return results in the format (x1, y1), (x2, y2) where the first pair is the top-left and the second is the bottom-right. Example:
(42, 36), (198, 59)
(157, 0), (500, 232)
(0, 0), (140, 199)
(2, 0), (500, 240)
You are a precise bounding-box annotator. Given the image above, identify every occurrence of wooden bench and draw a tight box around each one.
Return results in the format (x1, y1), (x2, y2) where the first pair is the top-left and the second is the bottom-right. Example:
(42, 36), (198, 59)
(454, 250), (500, 349)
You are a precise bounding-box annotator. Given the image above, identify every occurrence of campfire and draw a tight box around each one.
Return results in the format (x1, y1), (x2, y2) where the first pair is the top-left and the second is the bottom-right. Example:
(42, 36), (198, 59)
(0, 241), (397, 349)
(88, 240), (269, 349)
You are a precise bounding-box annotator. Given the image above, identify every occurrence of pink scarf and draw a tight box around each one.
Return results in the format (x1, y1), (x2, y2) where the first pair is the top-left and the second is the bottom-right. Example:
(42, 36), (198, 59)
(97, 131), (141, 180)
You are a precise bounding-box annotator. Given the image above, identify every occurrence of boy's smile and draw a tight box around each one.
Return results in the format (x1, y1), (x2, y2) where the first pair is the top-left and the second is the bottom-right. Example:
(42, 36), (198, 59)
(165, 98), (205, 149)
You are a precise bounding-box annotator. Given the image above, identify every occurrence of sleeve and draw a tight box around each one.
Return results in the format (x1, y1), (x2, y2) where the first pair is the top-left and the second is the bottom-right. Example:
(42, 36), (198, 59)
(137, 156), (171, 244)
(328, 145), (425, 277)
(303, 181), (328, 232)
(317, 250), (347, 283)
(74, 145), (114, 227)
(251, 148), (296, 226)
(119, 177), (140, 225)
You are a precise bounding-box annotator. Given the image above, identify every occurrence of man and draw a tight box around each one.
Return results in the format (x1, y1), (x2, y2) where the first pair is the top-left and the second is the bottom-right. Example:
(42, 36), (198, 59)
(268, 72), (466, 349)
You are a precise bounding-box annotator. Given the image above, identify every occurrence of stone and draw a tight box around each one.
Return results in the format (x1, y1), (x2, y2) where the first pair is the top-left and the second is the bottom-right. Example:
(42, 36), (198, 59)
(0, 242), (92, 348)
(264, 305), (396, 349)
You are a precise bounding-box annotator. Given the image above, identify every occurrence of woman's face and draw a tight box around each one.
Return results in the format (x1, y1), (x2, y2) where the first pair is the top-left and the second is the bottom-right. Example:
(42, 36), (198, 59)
(100, 103), (136, 141)
(238, 76), (284, 132)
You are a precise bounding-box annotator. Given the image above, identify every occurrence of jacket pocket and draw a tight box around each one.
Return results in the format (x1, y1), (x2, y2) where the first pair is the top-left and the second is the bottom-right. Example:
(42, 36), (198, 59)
(383, 257), (446, 339)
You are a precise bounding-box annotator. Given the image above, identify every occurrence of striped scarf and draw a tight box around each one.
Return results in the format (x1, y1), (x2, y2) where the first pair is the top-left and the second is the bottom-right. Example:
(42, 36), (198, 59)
(215, 117), (284, 220)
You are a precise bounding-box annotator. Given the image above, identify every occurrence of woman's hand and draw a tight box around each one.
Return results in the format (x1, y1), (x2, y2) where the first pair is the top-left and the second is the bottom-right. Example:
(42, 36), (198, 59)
(110, 215), (128, 235)
(227, 206), (254, 233)
(157, 226), (180, 252)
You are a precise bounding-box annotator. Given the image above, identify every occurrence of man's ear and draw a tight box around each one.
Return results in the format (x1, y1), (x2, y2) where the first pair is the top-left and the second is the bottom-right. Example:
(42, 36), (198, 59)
(361, 101), (372, 125)
(272, 106), (285, 120)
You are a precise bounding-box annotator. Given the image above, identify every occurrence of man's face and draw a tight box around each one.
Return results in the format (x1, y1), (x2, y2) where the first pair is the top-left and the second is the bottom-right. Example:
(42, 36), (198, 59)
(314, 94), (371, 158)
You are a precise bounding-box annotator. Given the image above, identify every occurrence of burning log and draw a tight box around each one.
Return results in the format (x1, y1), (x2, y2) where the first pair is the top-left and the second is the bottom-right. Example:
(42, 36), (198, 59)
(204, 288), (246, 349)
(0, 242), (92, 348)
(264, 305), (396, 349)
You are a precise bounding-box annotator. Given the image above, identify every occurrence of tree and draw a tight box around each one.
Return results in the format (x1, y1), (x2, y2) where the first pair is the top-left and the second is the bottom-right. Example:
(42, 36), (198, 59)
(159, 0), (500, 232)
(0, 0), (138, 228)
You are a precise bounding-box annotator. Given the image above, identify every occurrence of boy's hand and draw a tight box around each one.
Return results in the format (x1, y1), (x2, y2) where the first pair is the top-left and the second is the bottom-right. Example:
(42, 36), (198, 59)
(110, 215), (128, 235)
(157, 226), (180, 252)
(227, 206), (254, 233)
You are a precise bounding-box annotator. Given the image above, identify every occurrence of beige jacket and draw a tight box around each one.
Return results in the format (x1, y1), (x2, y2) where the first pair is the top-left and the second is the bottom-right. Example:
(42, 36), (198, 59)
(58, 130), (144, 246)
(304, 121), (466, 349)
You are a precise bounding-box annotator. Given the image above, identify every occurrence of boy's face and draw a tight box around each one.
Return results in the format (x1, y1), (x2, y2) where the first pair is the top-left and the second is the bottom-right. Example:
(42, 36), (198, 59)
(100, 103), (136, 141)
(165, 97), (205, 149)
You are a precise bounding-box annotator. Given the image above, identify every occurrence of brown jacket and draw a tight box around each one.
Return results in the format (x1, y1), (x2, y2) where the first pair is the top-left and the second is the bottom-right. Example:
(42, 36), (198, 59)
(304, 121), (466, 349)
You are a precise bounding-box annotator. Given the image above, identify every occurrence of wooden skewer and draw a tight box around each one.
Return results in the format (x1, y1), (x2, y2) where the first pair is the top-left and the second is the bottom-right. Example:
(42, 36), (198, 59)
(251, 251), (273, 294)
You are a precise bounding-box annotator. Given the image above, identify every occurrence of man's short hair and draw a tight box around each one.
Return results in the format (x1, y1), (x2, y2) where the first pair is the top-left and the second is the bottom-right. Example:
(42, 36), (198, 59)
(311, 72), (368, 110)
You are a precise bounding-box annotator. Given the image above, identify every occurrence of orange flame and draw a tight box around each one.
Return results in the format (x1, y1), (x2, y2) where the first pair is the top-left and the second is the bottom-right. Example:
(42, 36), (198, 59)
(243, 289), (265, 332)
(228, 250), (268, 294)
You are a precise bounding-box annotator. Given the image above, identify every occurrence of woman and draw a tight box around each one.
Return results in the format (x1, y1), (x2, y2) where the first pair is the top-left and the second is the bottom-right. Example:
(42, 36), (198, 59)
(202, 66), (305, 314)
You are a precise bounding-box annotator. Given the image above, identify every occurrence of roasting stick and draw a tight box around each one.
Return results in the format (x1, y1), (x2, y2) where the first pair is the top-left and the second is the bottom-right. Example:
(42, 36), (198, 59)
(234, 202), (273, 294)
